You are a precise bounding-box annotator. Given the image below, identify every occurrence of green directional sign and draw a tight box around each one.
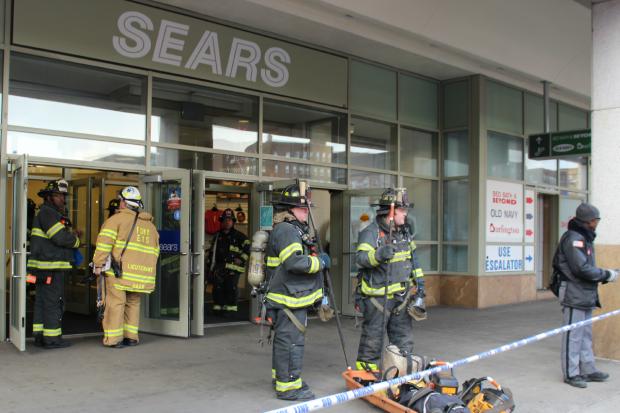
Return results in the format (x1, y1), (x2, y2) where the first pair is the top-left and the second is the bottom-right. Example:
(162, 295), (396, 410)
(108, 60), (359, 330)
(528, 129), (590, 159)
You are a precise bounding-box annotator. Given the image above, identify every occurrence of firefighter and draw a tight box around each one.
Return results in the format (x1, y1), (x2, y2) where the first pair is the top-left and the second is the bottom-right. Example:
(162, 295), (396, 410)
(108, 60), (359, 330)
(92, 186), (160, 348)
(28, 179), (81, 349)
(107, 198), (120, 218)
(206, 208), (250, 314)
(265, 183), (329, 401)
(355, 188), (426, 371)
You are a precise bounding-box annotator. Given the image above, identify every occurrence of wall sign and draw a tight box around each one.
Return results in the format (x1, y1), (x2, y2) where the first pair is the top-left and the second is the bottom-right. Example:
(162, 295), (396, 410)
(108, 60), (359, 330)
(13, 0), (348, 107)
(485, 245), (523, 273)
(524, 189), (535, 243)
(524, 245), (534, 273)
(486, 180), (524, 243)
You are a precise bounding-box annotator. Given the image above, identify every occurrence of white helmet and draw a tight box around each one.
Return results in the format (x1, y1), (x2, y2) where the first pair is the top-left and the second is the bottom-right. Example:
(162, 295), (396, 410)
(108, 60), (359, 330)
(120, 186), (143, 209)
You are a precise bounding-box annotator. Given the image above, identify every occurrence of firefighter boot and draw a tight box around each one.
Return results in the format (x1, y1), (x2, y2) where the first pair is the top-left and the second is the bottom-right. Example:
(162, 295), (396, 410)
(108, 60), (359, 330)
(43, 338), (72, 349)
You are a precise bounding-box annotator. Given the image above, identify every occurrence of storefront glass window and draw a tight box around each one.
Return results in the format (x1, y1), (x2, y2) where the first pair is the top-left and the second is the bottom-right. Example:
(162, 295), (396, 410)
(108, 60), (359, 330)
(525, 93), (558, 134)
(350, 60), (396, 120)
(350, 170), (396, 189)
(7, 131), (145, 164)
(487, 131), (523, 180)
(558, 103), (588, 131)
(262, 100), (346, 164)
(151, 146), (257, 175)
(487, 81), (523, 136)
(525, 157), (557, 186)
(151, 79), (258, 152)
(559, 194), (586, 237)
(400, 127), (438, 177)
(9, 53), (146, 141)
(444, 130), (469, 177)
(559, 157), (588, 191)
(262, 160), (345, 184)
(443, 179), (469, 242)
(398, 74), (438, 129)
(443, 245), (468, 272)
(350, 117), (397, 170)
(402, 177), (438, 241)
(415, 244), (438, 272)
(443, 81), (469, 129)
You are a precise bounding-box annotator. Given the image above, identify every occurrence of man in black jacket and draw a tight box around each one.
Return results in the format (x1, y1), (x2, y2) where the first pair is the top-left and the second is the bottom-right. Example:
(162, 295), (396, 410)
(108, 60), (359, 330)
(553, 203), (618, 388)
(28, 180), (81, 349)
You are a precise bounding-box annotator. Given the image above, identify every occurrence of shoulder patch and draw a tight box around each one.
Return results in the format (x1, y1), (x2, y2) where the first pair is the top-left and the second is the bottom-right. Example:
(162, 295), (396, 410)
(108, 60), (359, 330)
(572, 240), (584, 248)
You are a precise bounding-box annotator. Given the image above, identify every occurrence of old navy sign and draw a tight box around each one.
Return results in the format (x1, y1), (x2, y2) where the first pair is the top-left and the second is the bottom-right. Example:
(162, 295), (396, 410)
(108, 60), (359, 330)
(13, 0), (348, 107)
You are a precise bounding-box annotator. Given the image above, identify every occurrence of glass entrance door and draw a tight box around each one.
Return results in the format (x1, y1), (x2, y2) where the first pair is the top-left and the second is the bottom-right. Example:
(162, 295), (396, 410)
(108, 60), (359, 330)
(9, 155), (29, 351)
(139, 169), (191, 337)
(191, 170), (205, 335)
(341, 189), (383, 316)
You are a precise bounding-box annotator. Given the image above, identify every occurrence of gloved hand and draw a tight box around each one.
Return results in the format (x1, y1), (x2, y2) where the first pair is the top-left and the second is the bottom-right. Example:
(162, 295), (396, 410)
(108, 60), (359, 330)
(606, 269), (618, 283)
(375, 244), (395, 262)
(319, 253), (331, 269)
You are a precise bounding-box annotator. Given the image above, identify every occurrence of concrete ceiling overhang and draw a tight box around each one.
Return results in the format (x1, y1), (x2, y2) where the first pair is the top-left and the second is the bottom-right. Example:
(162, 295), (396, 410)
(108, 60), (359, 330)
(151, 0), (592, 108)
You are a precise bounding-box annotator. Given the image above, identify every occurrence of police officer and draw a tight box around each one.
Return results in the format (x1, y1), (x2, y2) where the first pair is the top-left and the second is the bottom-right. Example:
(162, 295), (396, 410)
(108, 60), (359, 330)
(206, 208), (250, 314)
(553, 203), (618, 388)
(29, 179), (81, 349)
(355, 188), (425, 371)
(264, 183), (329, 401)
(93, 187), (160, 348)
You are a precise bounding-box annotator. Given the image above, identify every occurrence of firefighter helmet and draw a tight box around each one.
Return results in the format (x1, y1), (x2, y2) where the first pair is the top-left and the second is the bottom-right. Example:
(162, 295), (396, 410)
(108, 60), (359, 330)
(107, 198), (120, 211)
(120, 186), (143, 209)
(272, 183), (312, 208)
(373, 188), (412, 215)
(219, 208), (237, 223)
(37, 179), (69, 198)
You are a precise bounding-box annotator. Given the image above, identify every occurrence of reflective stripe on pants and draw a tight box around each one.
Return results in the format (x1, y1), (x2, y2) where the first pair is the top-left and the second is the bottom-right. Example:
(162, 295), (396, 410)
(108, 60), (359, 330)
(102, 277), (141, 346)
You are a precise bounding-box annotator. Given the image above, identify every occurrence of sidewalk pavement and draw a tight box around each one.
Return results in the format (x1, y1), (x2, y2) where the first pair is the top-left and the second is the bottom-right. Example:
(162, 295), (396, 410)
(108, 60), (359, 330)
(1, 299), (619, 413)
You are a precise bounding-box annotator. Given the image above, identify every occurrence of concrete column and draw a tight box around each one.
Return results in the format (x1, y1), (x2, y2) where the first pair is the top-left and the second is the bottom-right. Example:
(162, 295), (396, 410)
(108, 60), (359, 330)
(591, 0), (620, 360)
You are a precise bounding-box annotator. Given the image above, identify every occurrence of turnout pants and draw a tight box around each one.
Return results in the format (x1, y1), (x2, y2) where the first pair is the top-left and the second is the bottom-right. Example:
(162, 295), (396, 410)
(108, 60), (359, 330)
(213, 271), (240, 311)
(561, 305), (597, 379)
(102, 277), (141, 346)
(356, 295), (413, 370)
(270, 307), (308, 395)
(32, 271), (65, 344)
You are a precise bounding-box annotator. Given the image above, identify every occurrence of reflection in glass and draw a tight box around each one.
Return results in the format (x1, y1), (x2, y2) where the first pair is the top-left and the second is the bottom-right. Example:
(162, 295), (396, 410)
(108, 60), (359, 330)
(151, 146), (258, 175)
(8, 131), (145, 164)
(443, 179), (469, 242)
(415, 244), (438, 272)
(443, 245), (468, 272)
(559, 195), (585, 237)
(262, 100), (346, 164)
(444, 130), (469, 177)
(9, 53), (146, 140)
(402, 177), (438, 241)
(262, 160), (345, 184)
(560, 157), (588, 191)
(526, 157), (557, 186)
(487, 131), (523, 180)
(349, 195), (376, 251)
(350, 170), (396, 189)
(151, 79), (257, 152)
(350, 117), (397, 170)
(400, 127), (438, 177)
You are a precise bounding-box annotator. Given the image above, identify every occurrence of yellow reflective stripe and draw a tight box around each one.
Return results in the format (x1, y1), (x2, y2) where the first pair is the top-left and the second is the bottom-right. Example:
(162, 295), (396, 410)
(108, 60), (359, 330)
(122, 272), (156, 283)
(356, 361), (379, 371)
(410, 241), (417, 251)
(243, 240), (251, 246)
(123, 324), (139, 333)
(266, 256), (280, 267)
(31, 228), (48, 238)
(241, 253), (249, 261)
(271, 369), (276, 379)
(357, 243), (379, 266)
(388, 251), (411, 263)
(27, 259), (72, 269)
(73, 238), (80, 248)
(360, 279), (405, 296)
(279, 242), (303, 263)
(32, 324), (43, 332)
(114, 284), (152, 292)
(99, 229), (118, 239)
(104, 329), (123, 337)
(309, 256), (320, 273)
(114, 241), (159, 256)
(266, 288), (323, 308)
(414, 268), (424, 278)
(275, 378), (302, 392)
(43, 328), (62, 337)
(46, 222), (64, 238)
(225, 263), (245, 273)
(356, 243), (375, 252)
(96, 243), (113, 252)
(230, 245), (242, 253)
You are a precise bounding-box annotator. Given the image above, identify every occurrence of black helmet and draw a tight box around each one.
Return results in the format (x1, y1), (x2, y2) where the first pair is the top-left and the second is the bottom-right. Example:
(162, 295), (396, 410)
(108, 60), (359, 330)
(107, 199), (121, 211)
(272, 183), (312, 208)
(37, 179), (69, 198)
(373, 188), (412, 215)
(219, 208), (237, 223)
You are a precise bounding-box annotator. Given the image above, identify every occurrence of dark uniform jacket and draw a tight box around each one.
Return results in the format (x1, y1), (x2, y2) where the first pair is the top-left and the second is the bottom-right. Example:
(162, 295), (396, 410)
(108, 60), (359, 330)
(27, 203), (80, 272)
(265, 215), (324, 309)
(356, 218), (425, 298)
(207, 228), (250, 277)
(553, 218), (609, 310)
